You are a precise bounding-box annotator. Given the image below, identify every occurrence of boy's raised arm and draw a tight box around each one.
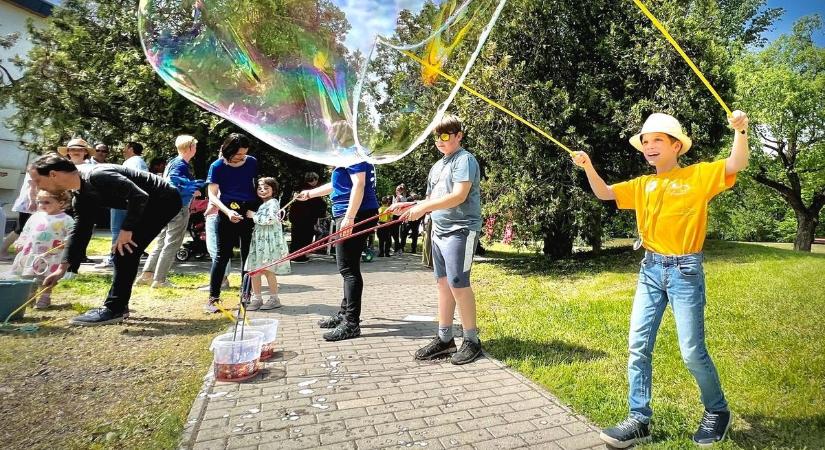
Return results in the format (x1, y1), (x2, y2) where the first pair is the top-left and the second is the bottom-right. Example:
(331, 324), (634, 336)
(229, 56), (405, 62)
(572, 151), (616, 201)
(725, 110), (750, 175)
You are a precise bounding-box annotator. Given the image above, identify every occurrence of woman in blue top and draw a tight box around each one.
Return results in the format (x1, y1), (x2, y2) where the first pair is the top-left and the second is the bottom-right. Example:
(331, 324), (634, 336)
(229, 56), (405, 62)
(296, 121), (379, 341)
(204, 133), (259, 313)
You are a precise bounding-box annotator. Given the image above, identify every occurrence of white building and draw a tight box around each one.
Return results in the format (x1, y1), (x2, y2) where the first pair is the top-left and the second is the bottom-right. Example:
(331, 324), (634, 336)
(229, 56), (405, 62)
(0, 0), (54, 231)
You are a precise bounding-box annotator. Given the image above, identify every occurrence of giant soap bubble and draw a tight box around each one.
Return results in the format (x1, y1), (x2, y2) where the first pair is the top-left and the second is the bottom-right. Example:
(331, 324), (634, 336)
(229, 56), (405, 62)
(138, 0), (506, 166)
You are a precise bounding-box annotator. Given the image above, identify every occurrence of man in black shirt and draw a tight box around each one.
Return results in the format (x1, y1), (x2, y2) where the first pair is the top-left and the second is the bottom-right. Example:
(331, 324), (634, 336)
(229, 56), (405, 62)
(34, 154), (182, 325)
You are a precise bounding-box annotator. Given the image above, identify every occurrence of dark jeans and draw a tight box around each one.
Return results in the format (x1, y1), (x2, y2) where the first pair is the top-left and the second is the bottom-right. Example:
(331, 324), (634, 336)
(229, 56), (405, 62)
(335, 209), (378, 325)
(405, 219), (422, 253)
(104, 192), (181, 313)
(209, 212), (254, 298)
(390, 222), (404, 252)
(377, 225), (391, 255)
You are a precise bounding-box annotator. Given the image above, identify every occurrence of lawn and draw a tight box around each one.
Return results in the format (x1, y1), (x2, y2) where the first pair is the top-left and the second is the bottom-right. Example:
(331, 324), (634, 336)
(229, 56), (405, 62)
(474, 240), (825, 449)
(0, 236), (236, 449)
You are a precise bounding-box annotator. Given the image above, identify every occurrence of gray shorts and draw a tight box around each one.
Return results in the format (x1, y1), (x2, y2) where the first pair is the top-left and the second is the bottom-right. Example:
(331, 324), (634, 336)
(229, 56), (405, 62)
(431, 228), (478, 288)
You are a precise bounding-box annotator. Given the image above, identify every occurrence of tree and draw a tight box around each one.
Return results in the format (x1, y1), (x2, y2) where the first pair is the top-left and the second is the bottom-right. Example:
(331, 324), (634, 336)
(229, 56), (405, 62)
(733, 15), (825, 251)
(0, 0), (324, 189)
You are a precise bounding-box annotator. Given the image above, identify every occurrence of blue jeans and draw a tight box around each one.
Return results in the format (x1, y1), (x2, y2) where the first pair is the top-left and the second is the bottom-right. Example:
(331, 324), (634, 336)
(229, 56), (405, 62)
(628, 251), (728, 423)
(110, 209), (127, 243)
(206, 214), (230, 277)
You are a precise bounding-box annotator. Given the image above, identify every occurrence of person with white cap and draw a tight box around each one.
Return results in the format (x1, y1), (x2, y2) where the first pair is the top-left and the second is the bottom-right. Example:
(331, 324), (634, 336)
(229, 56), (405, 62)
(572, 110), (750, 448)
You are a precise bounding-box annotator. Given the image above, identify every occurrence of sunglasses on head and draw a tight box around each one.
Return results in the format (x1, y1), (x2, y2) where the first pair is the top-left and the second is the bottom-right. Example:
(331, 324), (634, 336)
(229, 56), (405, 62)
(433, 132), (457, 142)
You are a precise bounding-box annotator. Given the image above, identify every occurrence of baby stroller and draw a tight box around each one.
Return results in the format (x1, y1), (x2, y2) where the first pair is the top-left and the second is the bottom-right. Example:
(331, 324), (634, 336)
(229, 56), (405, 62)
(175, 198), (210, 262)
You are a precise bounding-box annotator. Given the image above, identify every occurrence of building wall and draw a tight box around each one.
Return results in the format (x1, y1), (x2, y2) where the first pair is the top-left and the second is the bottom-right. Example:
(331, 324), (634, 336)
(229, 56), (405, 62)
(0, 1), (50, 228)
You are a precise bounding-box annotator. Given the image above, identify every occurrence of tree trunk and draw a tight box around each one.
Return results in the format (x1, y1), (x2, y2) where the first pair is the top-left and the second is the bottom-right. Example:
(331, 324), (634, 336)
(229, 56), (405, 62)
(793, 211), (817, 252)
(542, 225), (575, 258)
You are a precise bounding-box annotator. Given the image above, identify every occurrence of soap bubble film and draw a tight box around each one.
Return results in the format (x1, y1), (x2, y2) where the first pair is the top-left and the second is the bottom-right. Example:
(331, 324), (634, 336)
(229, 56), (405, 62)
(138, 0), (506, 166)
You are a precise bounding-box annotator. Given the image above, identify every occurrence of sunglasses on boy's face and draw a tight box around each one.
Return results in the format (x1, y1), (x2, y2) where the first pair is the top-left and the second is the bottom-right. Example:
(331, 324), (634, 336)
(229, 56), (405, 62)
(434, 132), (457, 142)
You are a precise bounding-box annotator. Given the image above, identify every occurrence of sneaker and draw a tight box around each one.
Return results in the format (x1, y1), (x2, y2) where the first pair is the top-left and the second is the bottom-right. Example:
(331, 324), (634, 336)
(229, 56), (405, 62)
(150, 280), (176, 289)
(222, 277), (230, 289)
(94, 258), (113, 269)
(69, 307), (125, 326)
(61, 271), (78, 281)
(693, 410), (732, 447)
(80, 256), (95, 264)
(246, 295), (263, 311)
(323, 322), (361, 341)
(451, 339), (482, 365)
(414, 336), (457, 360)
(260, 296), (282, 310)
(292, 257), (309, 264)
(599, 417), (651, 448)
(317, 314), (343, 329)
(203, 297), (222, 314)
(34, 295), (51, 309)
(134, 274), (153, 286)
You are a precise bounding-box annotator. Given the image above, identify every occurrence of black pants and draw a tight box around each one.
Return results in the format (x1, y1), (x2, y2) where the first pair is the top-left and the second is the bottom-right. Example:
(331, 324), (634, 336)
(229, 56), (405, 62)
(377, 225), (391, 256)
(335, 209), (378, 325)
(290, 218), (316, 256)
(406, 219), (422, 253)
(209, 212), (254, 298)
(104, 193), (181, 313)
(390, 222), (404, 252)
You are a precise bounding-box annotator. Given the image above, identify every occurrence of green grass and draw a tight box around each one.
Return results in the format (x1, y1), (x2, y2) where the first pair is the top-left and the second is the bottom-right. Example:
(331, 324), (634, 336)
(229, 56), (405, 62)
(0, 238), (234, 450)
(474, 240), (825, 449)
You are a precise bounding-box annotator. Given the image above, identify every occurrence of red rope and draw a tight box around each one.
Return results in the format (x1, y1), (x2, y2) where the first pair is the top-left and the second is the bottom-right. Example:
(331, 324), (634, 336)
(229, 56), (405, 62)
(247, 204), (415, 277)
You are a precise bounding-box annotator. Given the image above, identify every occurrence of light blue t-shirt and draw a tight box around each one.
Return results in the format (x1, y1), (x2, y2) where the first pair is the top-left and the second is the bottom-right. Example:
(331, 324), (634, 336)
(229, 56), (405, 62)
(426, 148), (482, 235)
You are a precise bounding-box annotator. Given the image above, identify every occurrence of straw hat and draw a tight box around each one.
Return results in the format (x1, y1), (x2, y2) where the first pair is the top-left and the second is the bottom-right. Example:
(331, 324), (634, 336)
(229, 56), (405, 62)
(629, 113), (692, 156)
(57, 138), (94, 157)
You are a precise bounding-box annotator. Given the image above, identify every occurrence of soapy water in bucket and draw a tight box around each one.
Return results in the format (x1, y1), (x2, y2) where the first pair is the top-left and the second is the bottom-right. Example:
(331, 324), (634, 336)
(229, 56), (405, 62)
(227, 318), (279, 361)
(210, 330), (265, 381)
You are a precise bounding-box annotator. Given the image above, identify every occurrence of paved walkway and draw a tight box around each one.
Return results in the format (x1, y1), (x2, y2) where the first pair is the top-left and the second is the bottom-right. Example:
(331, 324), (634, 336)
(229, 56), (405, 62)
(181, 252), (605, 450)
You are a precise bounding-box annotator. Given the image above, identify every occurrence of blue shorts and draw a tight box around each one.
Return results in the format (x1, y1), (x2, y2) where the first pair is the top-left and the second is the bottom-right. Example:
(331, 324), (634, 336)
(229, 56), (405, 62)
(431, 228), (478, 288)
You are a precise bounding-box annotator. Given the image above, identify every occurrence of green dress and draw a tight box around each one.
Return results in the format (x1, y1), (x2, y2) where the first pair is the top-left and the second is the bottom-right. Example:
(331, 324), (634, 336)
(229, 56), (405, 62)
(246, 199), (291, 274)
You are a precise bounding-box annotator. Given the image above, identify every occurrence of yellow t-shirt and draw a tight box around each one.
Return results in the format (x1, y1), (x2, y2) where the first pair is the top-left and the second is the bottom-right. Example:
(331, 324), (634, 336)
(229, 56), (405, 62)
(378, 205), (392, 223)
(611, 159), (736, 255)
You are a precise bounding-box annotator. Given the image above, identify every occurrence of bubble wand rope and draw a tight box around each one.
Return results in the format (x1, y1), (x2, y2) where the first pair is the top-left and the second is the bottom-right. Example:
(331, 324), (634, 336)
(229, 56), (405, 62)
(395, 48), (575, 156)
(247, 205), (415, 277)
(631, 0), (733, 117)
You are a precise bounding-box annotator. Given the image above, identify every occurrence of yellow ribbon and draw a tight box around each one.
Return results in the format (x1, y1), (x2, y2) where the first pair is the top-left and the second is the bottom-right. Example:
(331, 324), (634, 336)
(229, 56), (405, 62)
(631, 0), (733, 116)
(397, 49), (575, 156)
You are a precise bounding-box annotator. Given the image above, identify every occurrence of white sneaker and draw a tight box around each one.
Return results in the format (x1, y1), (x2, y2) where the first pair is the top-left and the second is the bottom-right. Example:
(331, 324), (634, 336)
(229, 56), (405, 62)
(260, 296), (282, 310)
(246, 295), (264, 311)
(94, 258), (113, 269)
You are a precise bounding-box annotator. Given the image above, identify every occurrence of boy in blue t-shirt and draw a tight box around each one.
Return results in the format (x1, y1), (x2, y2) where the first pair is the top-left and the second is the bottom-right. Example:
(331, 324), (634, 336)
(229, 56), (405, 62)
(391, 114), (483, 365)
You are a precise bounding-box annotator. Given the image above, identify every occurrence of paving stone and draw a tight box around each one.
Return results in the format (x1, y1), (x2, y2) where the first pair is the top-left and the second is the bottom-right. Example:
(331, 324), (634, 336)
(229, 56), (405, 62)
(178, 255), (602, 449)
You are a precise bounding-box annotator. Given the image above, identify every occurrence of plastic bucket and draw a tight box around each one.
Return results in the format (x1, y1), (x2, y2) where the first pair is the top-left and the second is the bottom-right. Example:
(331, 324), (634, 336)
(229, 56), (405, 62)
(210, 330), (264, 382)
(227, 318), (279, 360)
(0, 279), (35, 321)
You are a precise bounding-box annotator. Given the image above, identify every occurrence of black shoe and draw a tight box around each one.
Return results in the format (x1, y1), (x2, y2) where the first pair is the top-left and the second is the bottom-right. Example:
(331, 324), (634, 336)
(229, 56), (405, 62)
(317, 314), (343, 329)
(292, 256), (309, 263)
(693, 410), (732, 447)
(451, 339), (482, 365)
(69, 307), (126, 326)
(599, 417), (651, 448)
(323, 323), (361, 341)
(414, 336), (457, 360)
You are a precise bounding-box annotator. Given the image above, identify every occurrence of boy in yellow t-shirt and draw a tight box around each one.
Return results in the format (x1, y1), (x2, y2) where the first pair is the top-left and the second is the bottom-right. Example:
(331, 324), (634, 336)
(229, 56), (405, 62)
(572, 111), (749, 448)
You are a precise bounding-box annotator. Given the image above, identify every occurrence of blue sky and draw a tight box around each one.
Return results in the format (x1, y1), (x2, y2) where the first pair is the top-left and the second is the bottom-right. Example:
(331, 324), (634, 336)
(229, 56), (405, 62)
(763, 0), (825, 45)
